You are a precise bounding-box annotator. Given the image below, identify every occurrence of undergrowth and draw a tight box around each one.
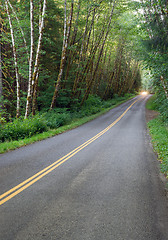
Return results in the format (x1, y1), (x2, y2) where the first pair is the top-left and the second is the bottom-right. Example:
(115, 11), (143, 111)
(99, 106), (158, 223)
(147, 95), (168, 178)
(0, 114), (47, 143)
(0, 93), (135, 152)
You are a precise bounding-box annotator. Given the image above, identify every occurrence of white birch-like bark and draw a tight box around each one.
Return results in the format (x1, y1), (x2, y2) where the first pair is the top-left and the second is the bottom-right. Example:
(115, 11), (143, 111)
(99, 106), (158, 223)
(32, 0), (47, 115)
(5, 0), (20, 117)
(65, 0), (74, 48)
(39, 0), (43, 33)
(50, 0), (74, 110)
(62, 0), (67, 51)
(32, 0), (47, 84)
(34, 0), (43, 91)
(7, 0), (29, 59)
(25, 0), (34, 118)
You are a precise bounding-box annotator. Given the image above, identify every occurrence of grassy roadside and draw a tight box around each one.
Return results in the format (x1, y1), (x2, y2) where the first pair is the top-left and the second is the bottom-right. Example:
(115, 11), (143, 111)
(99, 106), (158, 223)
(146, 95), (168, 178)
(0, 95), (136, 154)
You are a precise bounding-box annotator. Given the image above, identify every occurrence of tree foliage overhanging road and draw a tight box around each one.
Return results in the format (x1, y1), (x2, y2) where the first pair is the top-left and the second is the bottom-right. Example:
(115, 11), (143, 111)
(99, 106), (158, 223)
(0, 0), (167, 122)
(140, 0), (168, 122)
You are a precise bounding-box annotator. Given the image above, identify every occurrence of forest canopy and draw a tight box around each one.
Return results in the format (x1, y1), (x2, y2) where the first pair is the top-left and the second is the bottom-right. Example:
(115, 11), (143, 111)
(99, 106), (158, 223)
(0, 0), (167, 121)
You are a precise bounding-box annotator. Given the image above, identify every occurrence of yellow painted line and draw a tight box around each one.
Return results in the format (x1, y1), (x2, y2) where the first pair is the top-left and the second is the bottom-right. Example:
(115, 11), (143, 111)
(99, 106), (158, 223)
(0, 97), (142, 206)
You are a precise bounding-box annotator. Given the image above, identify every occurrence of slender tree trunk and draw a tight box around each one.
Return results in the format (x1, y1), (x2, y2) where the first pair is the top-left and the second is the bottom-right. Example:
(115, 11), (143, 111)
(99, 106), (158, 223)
(95, 48), (108, 95)
(72, 0), (104, 97)
(118, 62), (125, 96)
(77, 5), (112, 95)
(72, 6), (92, 96)
(122, 55), (131, 94)
(128, 62), (138, 92)
(80, 1), (116, 105)
(39, 0), (43, 29)
(74, 22), (106, 98)
(25, 0), (34, 118)
(31, 0), (47, 115)
(7, 0), (29, 59)
(102, 51), (112, 99)
(102, 71), (115, 100)
(32, 0), (43, 100)
(64, 0), (81, 83)
(50, 0), (74, 110)
(92, 47), (107, 94)
(5, 0), (20, 118)
(115, 47), (123, 94)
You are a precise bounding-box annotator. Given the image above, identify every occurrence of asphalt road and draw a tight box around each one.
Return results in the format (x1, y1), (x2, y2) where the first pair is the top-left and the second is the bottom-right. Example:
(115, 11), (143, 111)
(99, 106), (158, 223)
(0, 95), (168, 240)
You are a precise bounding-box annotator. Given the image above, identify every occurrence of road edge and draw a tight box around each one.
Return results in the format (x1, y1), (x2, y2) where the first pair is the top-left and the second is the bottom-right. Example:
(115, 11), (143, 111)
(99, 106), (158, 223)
(145, 96), (168, 199)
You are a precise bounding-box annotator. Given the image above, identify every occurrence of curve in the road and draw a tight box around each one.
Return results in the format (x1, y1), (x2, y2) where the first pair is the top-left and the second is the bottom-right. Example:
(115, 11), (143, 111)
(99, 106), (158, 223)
(0, 96), (142, 206)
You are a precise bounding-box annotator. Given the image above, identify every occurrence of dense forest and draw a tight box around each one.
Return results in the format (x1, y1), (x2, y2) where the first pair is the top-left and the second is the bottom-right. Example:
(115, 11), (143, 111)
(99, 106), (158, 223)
(0, 0), (167, 128)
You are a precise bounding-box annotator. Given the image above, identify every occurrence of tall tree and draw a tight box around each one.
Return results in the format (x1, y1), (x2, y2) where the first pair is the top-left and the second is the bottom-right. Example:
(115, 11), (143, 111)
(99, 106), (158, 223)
(25, 0), (34, 118)
(80, 0), (116, 105)
(50, 0), (74, 110)
(5, 0), (20, 118)
(32, 0), (47, 115)
(24, 0), (47, 118)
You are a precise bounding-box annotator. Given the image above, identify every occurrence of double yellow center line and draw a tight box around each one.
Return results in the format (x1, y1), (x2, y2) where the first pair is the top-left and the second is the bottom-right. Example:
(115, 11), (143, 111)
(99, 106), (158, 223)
(0, 97), (142, 206)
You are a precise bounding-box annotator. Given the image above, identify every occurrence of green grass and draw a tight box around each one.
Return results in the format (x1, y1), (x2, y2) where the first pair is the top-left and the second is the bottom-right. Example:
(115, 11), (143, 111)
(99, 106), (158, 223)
(148, 119), (168, 178)
(146, 95), (168, 178)
(146, 94), (158, 110)
(0, 94), (136, 154)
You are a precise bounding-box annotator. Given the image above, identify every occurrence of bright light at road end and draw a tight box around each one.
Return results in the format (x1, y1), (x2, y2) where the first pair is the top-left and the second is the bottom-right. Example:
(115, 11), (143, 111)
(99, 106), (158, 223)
(141, 91), (148, 95)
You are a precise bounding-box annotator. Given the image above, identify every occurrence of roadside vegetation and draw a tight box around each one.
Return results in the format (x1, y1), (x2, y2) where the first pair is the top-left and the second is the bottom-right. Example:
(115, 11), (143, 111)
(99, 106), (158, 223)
(0, 93), (135, 153)
(0, 0), (167, 162)
(146, 95), (168, 178)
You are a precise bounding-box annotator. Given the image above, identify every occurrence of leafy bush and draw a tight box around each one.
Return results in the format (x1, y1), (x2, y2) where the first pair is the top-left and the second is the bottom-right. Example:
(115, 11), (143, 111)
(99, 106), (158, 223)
(0, 115), (47, 143)
(44, 109), (72, 129)
(146, 94), (158, 111)
(83, 95), (102, 107)
(0, 116), (6, 125)
(102, 99), (117, 108)
(147, 93), (168, 123)
(79, 95), (103, 117)
(157, 96), (168, 123)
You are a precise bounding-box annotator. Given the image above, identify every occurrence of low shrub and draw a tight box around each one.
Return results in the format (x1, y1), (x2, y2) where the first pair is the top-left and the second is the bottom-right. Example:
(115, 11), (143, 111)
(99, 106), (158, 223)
(78, 95), (103, 117)
(151, 93), (168, 123)
(45, 112), (72, 129)
(146, 94), (158, 111)
(0, 115), (47, 143)
(83, 95), (102, 107)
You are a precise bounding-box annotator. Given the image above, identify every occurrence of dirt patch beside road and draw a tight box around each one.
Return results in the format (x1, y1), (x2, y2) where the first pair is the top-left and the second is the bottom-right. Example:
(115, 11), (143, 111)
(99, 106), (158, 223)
(145, 109), (159, 122)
